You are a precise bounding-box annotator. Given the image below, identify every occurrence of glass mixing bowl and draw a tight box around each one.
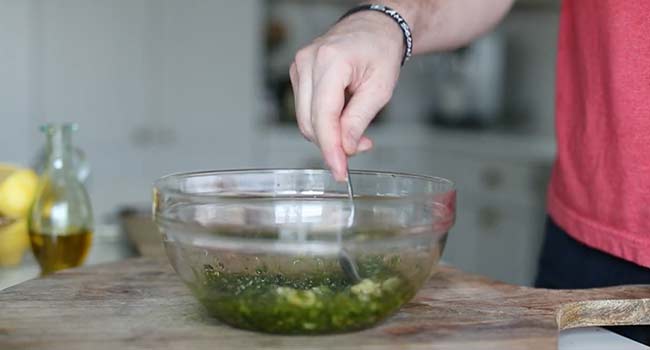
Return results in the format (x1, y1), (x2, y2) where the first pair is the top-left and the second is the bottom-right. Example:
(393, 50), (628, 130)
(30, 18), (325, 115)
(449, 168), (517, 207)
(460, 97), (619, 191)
(153, 169), (455, 334)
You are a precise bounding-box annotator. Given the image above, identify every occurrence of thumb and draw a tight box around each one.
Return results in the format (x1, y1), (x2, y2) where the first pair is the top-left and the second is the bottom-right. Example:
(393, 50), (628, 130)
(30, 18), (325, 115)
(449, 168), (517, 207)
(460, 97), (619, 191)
(356, 136), (373, 153)
(340, 86), (392, 156)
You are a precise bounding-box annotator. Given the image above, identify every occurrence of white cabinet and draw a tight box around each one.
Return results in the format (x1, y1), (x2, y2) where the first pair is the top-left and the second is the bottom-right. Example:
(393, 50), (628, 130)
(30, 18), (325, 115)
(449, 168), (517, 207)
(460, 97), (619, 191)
(444, 192), (547, 285)
(0, 1), (33, 164)
(375, 142), (550, 286)
(0, 0), (263, 218)
(260, 124), (554, 285)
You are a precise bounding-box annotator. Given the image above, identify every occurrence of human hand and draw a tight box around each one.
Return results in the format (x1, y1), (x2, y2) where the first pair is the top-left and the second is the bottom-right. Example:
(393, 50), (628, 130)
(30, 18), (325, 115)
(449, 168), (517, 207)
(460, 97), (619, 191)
(289, 11), (404, 181)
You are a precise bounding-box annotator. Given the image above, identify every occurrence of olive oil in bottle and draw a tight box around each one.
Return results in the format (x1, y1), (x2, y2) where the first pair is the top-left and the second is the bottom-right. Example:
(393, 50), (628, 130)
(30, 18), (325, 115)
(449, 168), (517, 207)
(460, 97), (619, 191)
(29, 123), (93, 275)
(29, 229), (92, 275)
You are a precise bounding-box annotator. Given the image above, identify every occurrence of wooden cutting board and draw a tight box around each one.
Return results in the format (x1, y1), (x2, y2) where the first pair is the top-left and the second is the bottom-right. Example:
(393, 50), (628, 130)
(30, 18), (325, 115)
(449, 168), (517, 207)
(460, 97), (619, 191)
(0, 258), (647, 350)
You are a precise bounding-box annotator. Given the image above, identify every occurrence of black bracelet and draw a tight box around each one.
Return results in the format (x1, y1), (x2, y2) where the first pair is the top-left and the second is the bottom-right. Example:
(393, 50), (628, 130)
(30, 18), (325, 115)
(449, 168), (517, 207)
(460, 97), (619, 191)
(339, 4), (413, 66)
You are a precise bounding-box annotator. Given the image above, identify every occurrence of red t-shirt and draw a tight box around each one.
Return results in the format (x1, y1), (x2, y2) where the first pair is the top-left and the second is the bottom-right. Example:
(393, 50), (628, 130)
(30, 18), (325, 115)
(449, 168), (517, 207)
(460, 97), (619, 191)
(548, 0), (650, 267)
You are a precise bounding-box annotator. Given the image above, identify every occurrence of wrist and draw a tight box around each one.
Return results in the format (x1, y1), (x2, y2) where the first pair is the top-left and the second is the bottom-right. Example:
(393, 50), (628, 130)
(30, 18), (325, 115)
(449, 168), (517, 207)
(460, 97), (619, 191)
(365, 1), (419, 30)
(340, 11), (404, 47)
(367, 1), (424, 53)
(339, 4), (414, 65)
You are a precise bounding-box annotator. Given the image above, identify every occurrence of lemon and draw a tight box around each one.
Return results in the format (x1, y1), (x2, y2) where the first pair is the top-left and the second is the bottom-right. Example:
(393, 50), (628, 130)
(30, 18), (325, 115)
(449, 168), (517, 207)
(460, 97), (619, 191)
(0, 218), (29, 266)
(0, 163), (17, 183)
(0, 165), (39, 218)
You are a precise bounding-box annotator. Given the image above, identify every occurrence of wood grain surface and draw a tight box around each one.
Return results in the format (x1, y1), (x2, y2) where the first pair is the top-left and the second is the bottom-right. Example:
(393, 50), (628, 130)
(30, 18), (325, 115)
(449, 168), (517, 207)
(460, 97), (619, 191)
(0, 258), (648, 350)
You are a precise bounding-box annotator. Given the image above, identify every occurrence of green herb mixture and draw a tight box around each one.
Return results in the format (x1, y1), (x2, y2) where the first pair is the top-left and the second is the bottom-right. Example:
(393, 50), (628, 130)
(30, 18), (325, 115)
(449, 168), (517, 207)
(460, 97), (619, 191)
(192, 257), (415, 334)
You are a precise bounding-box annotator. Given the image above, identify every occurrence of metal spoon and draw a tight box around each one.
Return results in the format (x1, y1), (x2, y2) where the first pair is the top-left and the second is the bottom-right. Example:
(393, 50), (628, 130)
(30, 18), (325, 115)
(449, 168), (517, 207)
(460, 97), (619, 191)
(338, 168), (362, 283)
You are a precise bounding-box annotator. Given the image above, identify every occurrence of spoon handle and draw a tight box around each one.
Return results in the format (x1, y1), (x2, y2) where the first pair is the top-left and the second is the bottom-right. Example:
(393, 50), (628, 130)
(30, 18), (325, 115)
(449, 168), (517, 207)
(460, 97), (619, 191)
(345, 169), (355, 226)
(338, 168), (362, 283)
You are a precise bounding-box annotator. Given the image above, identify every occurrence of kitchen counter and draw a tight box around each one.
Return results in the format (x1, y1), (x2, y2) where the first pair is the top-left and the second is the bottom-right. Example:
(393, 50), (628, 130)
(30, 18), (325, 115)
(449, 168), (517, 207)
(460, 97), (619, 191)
(0, 224), (137, 290)
(0, 254), (647, 349)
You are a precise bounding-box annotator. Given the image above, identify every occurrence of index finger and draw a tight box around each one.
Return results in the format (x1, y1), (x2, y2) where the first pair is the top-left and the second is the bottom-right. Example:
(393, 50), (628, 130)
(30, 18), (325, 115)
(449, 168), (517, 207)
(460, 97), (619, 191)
(311, 61), (352, 181)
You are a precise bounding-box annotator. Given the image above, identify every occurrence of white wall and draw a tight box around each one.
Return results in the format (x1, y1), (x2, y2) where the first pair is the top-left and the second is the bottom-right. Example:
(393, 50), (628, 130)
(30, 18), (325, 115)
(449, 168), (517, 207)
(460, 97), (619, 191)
(0, 1), (33, 164)
(0, 0), (263, 219)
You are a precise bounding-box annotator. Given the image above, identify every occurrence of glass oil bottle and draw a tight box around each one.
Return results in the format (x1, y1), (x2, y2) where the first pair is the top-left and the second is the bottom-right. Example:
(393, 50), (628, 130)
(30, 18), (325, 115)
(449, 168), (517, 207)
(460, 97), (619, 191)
(28, 123), (93, 275)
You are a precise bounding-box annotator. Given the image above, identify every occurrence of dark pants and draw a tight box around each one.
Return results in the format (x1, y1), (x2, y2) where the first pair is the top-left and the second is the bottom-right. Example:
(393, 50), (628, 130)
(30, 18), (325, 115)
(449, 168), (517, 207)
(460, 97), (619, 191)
(535, 217), (650, 345)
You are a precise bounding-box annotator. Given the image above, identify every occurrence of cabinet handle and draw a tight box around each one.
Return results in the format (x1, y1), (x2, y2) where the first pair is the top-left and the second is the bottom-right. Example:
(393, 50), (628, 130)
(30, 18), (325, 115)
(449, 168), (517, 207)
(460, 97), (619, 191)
(478, 206), (501, 230)
(481, 167), (504, 190)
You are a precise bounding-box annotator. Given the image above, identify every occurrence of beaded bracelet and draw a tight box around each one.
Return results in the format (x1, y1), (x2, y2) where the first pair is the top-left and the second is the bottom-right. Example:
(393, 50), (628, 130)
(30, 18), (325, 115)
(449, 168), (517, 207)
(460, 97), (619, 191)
(339, 4), (413, 66)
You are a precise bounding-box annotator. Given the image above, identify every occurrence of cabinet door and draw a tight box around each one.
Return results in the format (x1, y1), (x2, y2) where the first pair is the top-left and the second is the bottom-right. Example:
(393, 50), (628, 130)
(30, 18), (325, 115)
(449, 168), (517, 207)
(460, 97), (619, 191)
(372, 141), (551, 203)
(349, 144), (549, 285)
(372, 146), (445, 176)
(477, 199), (546, 285)
(21, 0), (262, 218)
(0, 1), (32, 164)
(441, 193), (482, 273)
(443, 192), (546, 286)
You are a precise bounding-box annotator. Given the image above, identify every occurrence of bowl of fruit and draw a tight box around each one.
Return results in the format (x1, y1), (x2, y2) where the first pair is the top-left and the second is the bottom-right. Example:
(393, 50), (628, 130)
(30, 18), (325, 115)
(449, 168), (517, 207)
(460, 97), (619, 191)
(153, 169), (455, 334)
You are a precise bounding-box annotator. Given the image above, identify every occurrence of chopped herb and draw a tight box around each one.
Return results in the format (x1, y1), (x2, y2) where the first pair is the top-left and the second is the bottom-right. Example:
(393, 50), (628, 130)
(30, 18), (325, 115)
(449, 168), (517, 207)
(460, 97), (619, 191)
(190, 256), (415, 334)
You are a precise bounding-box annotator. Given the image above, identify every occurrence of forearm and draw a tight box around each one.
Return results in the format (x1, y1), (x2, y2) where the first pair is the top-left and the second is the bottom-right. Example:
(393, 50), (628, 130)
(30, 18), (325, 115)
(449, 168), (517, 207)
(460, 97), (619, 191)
(376, 0), (515, 53)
